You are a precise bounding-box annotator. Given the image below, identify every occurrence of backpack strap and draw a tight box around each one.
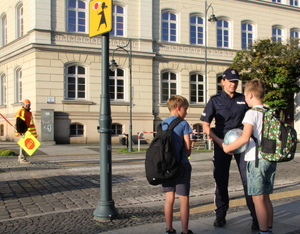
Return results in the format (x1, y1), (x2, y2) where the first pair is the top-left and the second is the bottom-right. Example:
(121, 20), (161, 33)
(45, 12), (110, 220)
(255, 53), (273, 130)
(250, 107), (266, 168)
(161, 117), (184, 163)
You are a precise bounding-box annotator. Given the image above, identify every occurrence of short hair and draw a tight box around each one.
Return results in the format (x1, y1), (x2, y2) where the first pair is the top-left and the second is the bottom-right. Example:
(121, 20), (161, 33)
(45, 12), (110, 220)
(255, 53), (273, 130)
(244, 78), (265, 99)
(167, 95), (189, 111)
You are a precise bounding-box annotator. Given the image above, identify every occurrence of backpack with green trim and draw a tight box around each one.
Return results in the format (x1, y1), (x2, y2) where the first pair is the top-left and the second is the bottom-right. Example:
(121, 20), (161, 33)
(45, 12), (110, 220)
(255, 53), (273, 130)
(251, 107), (297, 167)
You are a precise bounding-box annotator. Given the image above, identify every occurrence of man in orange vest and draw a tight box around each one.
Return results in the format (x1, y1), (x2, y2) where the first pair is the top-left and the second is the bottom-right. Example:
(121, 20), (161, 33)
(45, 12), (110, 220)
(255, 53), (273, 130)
(15, 99), (38, 163)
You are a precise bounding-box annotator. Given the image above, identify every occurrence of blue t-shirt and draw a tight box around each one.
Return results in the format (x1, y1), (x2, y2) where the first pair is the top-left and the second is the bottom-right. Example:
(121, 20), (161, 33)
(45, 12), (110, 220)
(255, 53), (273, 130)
(161, 116), (192, 163)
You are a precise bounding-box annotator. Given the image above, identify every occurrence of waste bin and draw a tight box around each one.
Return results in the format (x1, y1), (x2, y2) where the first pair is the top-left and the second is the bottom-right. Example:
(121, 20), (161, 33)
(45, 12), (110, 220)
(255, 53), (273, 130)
(119, 136), (127, 145)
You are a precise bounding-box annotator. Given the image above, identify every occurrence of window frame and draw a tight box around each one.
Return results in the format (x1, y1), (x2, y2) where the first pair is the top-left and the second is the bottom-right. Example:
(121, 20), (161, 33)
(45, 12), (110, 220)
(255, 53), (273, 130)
(14, 67), (22, 103)
(190, 72), (205, 104)
(64, 64), (87, 100)
(161, 71), (177, 103)
(290, 28), (299, 43)
(69, 123), (84, 137)
(241, 21), (254, 49)
(272, 25), (283, 42)
(290, 0), (298, 6)
(66, 0), (87, 33)
(110, 4), (125, 37)
(111, 123), (123, 135)
(161, 10), (178, 42)
(1, 14), (7, 46)
(190, 14), (204, 45)
(0, 73), (6, 106)
(217, 19), (229, 48)
(16, 3), (23, 38)
(109, 68), (125, 101)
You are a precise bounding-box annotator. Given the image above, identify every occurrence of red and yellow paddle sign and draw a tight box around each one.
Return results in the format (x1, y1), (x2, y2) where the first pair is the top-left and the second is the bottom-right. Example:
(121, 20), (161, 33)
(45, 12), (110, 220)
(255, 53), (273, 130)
(18, 131), (41, 156)
(89, 0), (112, 37)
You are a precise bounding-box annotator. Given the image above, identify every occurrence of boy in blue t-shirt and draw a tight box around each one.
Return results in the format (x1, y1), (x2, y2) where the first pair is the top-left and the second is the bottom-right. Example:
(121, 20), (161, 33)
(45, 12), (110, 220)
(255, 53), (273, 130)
(161, 95), (193, 234)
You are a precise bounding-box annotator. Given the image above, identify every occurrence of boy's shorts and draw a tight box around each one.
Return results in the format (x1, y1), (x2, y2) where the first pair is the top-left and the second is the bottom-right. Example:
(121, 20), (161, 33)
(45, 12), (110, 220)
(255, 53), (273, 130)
(161, 163), (192, 196)
(247, 159), (277, 196)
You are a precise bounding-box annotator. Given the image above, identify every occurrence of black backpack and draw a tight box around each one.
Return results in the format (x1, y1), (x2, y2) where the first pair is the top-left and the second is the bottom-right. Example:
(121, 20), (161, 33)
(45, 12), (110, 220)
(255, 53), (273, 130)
(145, 117), (183, 186)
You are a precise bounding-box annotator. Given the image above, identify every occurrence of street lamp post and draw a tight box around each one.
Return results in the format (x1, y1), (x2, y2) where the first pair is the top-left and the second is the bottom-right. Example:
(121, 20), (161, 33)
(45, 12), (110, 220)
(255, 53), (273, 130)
(204, 0), (218, 104)
(109, 39), (133, 152)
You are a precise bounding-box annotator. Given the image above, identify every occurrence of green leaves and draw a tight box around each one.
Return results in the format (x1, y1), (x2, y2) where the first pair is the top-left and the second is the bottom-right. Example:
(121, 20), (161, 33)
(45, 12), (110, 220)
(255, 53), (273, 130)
(231, 38), (300, 111)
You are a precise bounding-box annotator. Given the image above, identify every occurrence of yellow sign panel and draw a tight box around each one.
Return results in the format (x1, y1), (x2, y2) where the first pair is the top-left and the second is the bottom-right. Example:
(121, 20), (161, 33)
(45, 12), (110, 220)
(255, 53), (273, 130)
(18, 131), (41, 156)
(89, 0), (112, 37)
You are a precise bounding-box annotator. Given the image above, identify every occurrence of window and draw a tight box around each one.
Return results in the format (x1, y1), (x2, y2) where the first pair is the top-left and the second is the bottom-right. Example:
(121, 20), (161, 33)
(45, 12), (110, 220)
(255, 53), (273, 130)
(272, 0), (281, 2)
(0, 73), (6, 105)
(272, 26), (283, 42)
(110, 5), (124, 36)
(290, 28), (299, 43)
(161, 11), (177, 42)
(241, 22), (253, 49)
(190, 15), (203, 45)
(109, 68), (124, 100)
(290, 0), (298, 6)
(111, 123), (123, 135)
(217, 19), (229, 48)
(190, 73), (204, 104)
(67, 0), (86, 33)
(1, 14), (7, 46)
(161, 71), (177, 102)
(16, 3), (23, 38)
(70, 123), (84, 136)
(217, 74), (223, 93)
(15, 68), (22, 103)
(0, 124), (3, 136)
(65, 65), (86, 99)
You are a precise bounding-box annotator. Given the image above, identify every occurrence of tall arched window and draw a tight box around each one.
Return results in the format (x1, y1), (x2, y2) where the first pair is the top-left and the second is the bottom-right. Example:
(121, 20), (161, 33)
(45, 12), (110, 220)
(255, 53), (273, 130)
(65, 65), (86, 99)
(217, 19), (229, 48)
(15, 67), (22, 103)
(0, 73), (6, 105)
(190, 14), (204, 45)
(109, 68), (124, 100)
(161, 71), (177, 102)
(161, 11), (177, 42)
(190, 73), (204, 104)
(67, 0), (86, 33)
(241, 21), (254, 49)
(16, 3), (23, 38)
(272, 25), (283, 42)
(1, 14), (7, 46)
(110, 5), (124, 36)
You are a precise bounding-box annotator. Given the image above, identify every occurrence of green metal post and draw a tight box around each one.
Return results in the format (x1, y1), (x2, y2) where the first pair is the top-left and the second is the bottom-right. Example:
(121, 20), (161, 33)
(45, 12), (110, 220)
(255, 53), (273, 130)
(93, 32), (118, 221)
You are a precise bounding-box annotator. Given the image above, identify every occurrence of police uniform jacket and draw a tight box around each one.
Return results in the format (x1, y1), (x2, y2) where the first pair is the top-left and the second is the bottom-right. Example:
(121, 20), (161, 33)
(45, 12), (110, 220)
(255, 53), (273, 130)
(200, 91), (248, 139)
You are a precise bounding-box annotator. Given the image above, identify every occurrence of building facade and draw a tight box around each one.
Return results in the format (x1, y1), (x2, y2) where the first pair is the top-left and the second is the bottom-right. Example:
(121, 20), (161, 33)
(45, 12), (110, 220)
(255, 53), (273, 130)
(0, 0), (299, 144)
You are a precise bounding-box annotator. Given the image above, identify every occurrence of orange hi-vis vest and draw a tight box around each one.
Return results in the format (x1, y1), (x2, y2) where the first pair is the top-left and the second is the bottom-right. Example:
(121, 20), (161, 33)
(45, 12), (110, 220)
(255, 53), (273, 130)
(15, 108), (37, 138)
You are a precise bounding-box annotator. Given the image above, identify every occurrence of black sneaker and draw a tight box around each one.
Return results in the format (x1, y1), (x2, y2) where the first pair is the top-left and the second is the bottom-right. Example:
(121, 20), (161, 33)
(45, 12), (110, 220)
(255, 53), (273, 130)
(251, 218), (259, 230)
(181, 230), (194, 234)
(166, 229), (176, 234)
(213, 217), (226, 227)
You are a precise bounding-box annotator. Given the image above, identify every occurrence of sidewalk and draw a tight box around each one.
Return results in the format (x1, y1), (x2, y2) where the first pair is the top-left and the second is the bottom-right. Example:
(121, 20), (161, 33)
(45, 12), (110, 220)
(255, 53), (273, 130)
(0, 141), (300, 234)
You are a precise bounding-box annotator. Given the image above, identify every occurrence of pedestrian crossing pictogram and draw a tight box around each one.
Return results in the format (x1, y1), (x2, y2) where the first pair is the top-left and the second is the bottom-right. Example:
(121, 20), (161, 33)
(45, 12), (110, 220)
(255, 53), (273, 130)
(89, 0), (112, 37)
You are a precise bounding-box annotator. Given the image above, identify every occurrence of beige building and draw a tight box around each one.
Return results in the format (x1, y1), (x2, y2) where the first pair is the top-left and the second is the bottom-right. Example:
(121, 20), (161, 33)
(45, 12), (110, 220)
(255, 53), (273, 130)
(0, 0), (299, 144)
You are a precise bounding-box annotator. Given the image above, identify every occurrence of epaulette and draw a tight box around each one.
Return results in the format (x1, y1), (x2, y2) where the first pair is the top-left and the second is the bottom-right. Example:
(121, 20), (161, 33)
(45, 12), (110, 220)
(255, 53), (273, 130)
(210, 93), (221, 98)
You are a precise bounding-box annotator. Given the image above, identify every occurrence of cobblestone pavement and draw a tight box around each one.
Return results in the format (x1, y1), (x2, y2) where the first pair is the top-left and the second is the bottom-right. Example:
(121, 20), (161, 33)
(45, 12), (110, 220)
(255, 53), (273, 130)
(0, 142), (299, 233)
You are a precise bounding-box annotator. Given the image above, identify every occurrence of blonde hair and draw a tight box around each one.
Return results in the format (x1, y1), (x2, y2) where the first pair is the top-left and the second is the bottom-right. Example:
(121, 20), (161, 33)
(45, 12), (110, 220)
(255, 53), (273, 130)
(167, 95), (189, 111)
(244, 78), (265, 99)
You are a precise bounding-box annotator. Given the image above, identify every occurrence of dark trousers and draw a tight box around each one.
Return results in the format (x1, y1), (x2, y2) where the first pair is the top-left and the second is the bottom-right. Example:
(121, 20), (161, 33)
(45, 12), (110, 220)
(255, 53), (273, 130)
(213, 142), (256, 219)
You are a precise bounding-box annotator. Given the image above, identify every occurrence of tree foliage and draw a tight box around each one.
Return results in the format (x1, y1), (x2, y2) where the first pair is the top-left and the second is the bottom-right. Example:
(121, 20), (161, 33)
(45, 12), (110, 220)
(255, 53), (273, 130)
(230, 38), (300, 111)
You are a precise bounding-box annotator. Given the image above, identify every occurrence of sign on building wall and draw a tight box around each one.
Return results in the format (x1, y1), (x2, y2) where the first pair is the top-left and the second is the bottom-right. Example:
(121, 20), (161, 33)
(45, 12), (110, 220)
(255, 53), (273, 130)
(89, 0), (112, 37)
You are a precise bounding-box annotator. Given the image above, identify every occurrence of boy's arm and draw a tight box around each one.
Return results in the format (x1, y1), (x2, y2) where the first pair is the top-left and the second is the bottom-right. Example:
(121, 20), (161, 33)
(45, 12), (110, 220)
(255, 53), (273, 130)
(202, 121), (223, 148)
(222, 123), (253, 154)
(184, 133), (191, 156)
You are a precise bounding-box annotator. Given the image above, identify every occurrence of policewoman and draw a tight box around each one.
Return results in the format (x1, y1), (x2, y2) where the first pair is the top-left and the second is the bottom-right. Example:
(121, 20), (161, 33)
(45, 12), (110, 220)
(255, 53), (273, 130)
(200, 68), (258, 230)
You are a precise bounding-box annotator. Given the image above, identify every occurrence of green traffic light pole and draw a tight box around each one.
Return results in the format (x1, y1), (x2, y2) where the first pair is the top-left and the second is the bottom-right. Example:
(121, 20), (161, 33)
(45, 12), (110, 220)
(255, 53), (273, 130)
(93, 32), (118, 221)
